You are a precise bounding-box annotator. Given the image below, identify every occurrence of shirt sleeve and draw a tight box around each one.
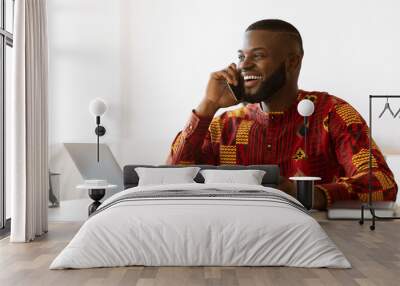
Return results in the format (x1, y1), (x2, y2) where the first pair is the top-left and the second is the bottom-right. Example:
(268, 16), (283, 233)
(315, 102), (398, 207)
(166, 110), (218, 165)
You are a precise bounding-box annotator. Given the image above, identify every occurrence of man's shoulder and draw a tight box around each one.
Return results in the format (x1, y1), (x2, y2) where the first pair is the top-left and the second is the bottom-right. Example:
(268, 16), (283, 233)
(299, 90), (353, 111)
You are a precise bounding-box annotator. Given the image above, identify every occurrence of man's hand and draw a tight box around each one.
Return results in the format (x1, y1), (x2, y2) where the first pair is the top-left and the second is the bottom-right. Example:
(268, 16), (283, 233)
(196, 63), (240, 117)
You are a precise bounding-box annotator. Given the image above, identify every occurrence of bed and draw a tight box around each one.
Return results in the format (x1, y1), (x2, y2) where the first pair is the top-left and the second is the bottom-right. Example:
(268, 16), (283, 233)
(50, 165), (350, 269)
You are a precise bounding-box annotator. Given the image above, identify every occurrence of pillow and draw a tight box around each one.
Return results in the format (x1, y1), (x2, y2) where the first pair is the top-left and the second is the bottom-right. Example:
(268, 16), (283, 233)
(135, 167), (201, 186)
(200, 169), (266, 185)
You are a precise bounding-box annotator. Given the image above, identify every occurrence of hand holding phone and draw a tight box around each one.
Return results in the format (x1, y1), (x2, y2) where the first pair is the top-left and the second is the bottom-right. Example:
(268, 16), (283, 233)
(196, 63), (242, 117)
(227, 75), (245, 102)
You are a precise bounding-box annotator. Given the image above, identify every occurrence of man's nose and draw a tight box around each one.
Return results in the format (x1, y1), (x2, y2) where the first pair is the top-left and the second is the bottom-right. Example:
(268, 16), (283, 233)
(239, 56), (254, 70)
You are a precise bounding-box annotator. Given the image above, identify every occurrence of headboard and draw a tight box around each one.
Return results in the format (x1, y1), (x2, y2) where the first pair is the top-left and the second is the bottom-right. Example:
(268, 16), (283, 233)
(123, 165), (280, 189)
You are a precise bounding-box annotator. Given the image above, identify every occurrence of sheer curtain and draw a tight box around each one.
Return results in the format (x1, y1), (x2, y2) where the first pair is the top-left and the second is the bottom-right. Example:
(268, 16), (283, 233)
(10, 0), (48, 242)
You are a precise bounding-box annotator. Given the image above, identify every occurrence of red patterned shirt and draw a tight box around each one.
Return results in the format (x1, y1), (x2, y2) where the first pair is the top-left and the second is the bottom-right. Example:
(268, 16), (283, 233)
(167, 90), (398, 206)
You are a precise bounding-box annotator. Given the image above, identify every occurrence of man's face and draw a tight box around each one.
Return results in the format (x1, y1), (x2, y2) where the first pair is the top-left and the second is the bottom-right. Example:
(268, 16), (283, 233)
(237, 30), (288, 103)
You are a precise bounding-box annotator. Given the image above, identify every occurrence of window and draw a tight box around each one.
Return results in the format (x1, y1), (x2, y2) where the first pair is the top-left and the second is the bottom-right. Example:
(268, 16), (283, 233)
(0, 0), (14, 234)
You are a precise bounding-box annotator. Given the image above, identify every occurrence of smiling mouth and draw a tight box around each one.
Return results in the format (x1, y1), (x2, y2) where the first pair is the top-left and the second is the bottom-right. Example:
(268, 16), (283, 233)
(243, 74), (263, 88)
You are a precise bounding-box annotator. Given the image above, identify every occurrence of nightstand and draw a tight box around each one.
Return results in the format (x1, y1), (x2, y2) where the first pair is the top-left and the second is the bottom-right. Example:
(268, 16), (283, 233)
(289, 176), (321, 210)
(76, 183), (117, 216)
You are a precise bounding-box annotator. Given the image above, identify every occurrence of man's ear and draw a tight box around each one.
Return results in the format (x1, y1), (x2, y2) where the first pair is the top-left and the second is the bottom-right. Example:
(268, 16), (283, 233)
(286, 53), (303, 72)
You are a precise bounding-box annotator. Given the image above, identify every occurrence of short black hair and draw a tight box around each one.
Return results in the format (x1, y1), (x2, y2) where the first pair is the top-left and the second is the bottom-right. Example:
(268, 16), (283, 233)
(246, 19), (303, 55)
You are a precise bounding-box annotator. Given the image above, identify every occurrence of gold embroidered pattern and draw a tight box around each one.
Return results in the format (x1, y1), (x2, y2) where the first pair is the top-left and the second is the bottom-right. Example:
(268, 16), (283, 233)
(335, 104), (362, 126)
(209, 117), (222, 143)
(227, 108), (246, 118)
(172, 133), (184, 154)
(316, 185), (332, 206)
(236, 120), (254, 144)
(292, 148), (306, 160)
(352, 148), (377, 172)
(323, 115), (329, 132)
(357, 191), (384, 202)
(374, 171), (395, 190)
(357, 193), (368, 202)
(220, 145), (236, 165)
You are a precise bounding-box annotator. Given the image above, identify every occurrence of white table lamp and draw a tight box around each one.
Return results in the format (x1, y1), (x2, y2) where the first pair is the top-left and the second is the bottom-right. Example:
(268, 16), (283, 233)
(89, 98), (107, 162)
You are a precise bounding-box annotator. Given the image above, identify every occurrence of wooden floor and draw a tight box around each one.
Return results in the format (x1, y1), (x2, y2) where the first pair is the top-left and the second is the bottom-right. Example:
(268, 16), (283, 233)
(1, 214), (400, 286)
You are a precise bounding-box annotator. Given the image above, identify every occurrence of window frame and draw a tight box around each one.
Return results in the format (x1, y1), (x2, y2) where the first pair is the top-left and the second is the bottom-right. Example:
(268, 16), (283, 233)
(0, 0), (14, 233)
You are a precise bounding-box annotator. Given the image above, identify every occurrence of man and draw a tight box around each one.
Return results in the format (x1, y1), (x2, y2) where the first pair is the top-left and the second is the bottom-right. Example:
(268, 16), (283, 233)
(166, 19), (397, 209)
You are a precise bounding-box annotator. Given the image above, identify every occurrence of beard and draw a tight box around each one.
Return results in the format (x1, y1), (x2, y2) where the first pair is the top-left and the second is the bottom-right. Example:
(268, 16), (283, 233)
(242, 62), (287, 104)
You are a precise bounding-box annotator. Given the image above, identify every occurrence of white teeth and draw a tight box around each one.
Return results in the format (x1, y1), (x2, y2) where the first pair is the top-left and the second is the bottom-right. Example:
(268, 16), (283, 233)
(243, 75), (262, 80)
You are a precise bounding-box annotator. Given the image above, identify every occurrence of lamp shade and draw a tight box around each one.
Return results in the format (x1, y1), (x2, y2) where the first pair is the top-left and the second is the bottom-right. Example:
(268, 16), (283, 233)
(89, 98), (107, 117)
(297, 99), (314, 117)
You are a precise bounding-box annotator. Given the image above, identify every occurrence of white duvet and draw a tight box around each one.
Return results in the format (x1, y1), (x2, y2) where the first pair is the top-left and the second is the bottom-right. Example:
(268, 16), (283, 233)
(50, 183), (351, 269)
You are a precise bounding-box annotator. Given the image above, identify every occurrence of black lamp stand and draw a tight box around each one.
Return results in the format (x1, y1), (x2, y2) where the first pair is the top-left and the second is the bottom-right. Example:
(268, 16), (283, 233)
(94, 115), (106, 162)
(292, 115), (316, 210)
(304, 116), (308, 158)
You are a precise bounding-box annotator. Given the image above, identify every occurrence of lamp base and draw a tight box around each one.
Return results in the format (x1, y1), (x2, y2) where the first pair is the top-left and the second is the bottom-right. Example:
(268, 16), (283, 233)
(95, 126), (106, 136)
(289, 176), (321, 210)
(296, 180), (314, 210)
(88, 188), (105, 216)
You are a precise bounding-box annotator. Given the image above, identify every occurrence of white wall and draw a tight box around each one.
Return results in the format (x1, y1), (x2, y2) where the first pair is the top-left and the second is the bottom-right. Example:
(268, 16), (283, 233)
(48, 0), (121, 199)
(48, 0), (400, 199)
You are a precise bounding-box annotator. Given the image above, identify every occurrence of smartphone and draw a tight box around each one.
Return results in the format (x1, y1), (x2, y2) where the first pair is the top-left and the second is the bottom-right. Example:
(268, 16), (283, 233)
(227, 75), (245, 102)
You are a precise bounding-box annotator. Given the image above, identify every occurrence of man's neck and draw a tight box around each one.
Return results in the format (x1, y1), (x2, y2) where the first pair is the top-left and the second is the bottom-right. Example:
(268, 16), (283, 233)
(260, 85), (299, 113)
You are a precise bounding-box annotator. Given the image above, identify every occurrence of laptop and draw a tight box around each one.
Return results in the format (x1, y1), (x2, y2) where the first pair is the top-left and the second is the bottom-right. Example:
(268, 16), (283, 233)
(64, 143), (123, 197)
(327, 200), (396, 219)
